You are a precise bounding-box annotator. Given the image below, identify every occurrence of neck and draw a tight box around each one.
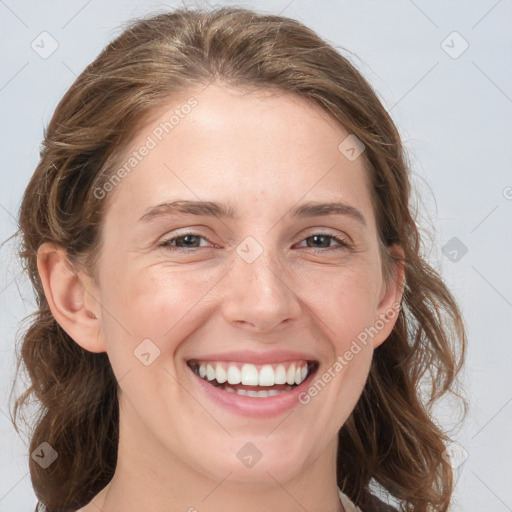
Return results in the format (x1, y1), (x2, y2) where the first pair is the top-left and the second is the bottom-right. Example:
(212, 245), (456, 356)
(101, 397), (344, 512)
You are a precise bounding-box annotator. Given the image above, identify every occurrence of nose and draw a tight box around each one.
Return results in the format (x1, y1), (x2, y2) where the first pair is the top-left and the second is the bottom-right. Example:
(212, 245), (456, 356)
(221, 243), (302, 333)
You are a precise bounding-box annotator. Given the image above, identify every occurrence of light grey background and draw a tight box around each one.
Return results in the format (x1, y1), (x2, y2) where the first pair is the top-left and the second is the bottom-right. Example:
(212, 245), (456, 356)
(1, 1), (511, 511)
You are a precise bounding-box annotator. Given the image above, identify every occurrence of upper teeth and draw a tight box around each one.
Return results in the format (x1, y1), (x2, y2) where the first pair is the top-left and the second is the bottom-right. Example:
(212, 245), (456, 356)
(192, 361), (310, 386)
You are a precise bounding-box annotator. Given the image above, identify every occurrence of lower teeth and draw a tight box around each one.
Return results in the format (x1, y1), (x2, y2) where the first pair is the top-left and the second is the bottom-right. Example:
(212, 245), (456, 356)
(222, 385), (293, 397)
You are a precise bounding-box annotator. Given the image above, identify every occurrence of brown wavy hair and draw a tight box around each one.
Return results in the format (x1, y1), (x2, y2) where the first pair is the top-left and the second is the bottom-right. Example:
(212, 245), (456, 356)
(10, 6), (467, 512)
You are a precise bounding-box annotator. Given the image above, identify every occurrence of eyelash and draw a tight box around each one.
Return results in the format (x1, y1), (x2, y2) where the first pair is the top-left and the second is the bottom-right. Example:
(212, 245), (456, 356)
(158, 231), (352, 253)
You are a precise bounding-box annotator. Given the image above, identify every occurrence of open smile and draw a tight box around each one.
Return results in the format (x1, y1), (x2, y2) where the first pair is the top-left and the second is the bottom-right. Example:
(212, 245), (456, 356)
(186, 356), (319, 417)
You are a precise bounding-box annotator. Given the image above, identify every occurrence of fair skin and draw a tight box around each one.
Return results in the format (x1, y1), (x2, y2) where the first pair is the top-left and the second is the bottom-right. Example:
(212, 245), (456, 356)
(37, 83), (404, 512)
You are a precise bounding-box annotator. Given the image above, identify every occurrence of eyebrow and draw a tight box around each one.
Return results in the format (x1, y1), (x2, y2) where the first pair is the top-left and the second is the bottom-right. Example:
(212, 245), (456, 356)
(138, 200), (367, 226)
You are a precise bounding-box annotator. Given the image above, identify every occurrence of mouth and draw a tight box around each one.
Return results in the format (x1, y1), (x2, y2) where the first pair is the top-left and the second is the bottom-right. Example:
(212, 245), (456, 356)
(186, 359), (319, 398)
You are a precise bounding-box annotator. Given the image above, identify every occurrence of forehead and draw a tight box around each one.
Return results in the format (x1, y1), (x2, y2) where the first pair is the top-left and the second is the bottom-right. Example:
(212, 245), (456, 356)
(102, 83), (375, 227)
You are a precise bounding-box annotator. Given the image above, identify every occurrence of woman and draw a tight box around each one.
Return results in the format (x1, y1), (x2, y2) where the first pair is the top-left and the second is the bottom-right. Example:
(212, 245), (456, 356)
(12, 6), (467, 512)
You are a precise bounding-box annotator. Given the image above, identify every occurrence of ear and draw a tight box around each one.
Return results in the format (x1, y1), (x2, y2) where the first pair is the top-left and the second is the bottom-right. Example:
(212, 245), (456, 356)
(36, 242), (106, 353)
(372, 244), (405, 349)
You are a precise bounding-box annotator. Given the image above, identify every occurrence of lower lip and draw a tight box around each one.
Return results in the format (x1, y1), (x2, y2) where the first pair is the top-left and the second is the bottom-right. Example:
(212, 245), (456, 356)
(187, 364), (318, 418)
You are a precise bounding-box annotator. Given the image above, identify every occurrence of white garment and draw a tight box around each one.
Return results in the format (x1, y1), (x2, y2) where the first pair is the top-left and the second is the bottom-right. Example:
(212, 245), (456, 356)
(338, 488), (363, 512)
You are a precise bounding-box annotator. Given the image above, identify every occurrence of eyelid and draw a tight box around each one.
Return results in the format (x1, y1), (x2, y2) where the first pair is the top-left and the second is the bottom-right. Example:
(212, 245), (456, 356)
(295, 232), (353, 251)
(301, 227), (352, 243)
(157, 228), (354, 252)
(158, 230), (215, 248)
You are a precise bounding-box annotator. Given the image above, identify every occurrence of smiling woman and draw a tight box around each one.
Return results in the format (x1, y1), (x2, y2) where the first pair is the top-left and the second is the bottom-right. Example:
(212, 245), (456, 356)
(11, 6), (467, 512)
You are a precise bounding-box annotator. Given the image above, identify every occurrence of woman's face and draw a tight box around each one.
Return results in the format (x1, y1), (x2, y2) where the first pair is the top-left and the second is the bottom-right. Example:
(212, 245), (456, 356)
(87, 83), (401, 488)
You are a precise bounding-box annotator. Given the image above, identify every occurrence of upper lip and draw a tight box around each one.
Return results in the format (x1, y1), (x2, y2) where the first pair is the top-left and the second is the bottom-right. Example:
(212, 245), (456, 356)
(186, 349), (318, 365)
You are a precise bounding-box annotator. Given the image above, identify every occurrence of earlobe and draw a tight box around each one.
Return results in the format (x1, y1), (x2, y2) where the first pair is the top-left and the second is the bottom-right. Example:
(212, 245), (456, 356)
(36, 242), (106, 353)
(372, 244), (405, 349)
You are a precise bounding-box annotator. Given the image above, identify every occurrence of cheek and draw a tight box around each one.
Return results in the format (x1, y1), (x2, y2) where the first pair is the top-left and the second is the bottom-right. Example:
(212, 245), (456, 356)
(97, 259), (224, 374)
(306, 265), (381, 339)
(96, 268), (189, 410)
(100, 258), (187, 329)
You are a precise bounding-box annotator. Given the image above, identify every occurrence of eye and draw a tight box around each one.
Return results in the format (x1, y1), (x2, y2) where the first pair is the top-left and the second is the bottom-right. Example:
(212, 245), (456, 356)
(296, 233), (352, 252)
(158, 232), (212, 251)
(158, 231), (352, 253)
